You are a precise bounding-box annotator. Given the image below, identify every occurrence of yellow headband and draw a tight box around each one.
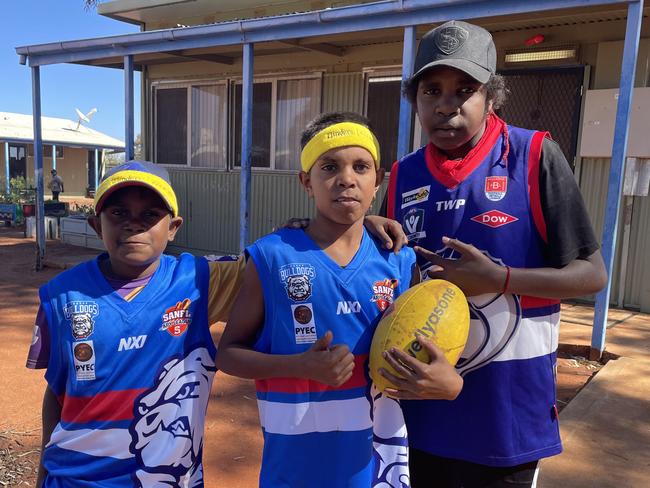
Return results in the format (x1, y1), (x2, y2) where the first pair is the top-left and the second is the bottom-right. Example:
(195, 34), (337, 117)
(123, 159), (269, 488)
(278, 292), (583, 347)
(300, 122), (381, 172)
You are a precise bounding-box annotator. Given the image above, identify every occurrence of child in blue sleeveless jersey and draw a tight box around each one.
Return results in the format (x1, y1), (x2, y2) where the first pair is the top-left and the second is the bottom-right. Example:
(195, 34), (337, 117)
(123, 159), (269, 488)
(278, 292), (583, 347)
(380, 20), (608, 488)
(217, 112), (462, 488)
(26, 161), (245, 487)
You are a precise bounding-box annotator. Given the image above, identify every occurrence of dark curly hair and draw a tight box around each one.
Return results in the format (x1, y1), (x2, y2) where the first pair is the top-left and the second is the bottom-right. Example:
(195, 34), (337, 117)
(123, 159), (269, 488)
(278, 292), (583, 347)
(402, 72), (508, 111)
(300, 112), (372, 149)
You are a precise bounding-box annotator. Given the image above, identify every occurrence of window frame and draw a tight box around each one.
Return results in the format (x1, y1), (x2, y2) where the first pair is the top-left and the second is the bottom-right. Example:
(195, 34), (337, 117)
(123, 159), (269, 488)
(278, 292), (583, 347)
(363, 66), (425, 168)
(230, 72), (323, 173)
(363, 67), (403, 173)
(151, 78), (229, 170)
(27, 144), (64, 159)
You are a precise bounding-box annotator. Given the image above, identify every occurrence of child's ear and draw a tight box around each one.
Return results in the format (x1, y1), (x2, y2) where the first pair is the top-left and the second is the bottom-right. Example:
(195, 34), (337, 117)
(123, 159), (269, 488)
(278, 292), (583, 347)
(486, 98), (494, 115)
(375, 168), (386, 188)
(167, 216), (184, 242)
(87, 215), (102, 238)
(298, 171), (314, 197)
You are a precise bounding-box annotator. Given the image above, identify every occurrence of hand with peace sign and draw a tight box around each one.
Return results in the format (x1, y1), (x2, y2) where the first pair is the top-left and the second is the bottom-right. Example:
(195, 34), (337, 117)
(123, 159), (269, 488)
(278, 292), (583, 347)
(415, 236), (507, 297)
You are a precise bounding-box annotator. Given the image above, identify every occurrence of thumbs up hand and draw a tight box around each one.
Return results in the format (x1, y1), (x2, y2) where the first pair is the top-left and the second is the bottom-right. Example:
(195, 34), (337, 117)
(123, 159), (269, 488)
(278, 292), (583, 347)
(299, 331), (355, 387)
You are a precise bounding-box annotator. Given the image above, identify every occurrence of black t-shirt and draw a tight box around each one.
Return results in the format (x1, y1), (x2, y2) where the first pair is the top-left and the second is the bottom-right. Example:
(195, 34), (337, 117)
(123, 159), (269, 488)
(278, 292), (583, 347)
(380, 138), (599, 268)
(538, 138), (599, 267)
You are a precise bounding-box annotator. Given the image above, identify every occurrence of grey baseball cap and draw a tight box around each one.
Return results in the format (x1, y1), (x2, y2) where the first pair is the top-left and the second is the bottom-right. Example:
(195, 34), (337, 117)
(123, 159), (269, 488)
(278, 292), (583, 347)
(412, 20), (496, 84)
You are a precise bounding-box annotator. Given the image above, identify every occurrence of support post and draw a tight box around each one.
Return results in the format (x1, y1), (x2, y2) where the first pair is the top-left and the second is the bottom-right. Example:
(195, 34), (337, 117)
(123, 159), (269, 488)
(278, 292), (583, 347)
(124, 55), (135, 161)
(397, 26), (417, 159)
(52, 144), (56, 170)
(32, 66), (46, 270)
(239, 43), (254, 252)
(592, 0), (644, 360)
(94, 148), (99, 189)
(4, 142), (9, 194)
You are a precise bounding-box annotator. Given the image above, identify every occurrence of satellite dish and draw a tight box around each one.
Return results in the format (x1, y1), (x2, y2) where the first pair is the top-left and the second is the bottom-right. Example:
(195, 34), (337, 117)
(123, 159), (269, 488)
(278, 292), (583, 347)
(74, 107), (97, 130)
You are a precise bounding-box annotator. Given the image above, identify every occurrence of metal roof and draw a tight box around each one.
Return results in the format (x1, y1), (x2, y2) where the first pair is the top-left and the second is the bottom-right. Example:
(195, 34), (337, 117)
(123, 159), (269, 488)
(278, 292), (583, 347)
(97, 0), (376, 26)
(16, 0), (638, 67)
(0, 112), (125, 150)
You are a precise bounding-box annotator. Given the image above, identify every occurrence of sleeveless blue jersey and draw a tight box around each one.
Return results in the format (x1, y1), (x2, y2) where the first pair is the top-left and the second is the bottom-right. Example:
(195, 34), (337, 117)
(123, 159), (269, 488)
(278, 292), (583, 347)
(39, 253), (215, 487)
(247, 228), (415, 487)
(387, 126), (562, 467)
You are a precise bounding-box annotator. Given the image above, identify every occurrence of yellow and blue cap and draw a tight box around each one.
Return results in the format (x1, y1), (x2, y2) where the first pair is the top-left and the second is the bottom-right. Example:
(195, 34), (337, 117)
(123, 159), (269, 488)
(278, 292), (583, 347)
(94, 160), (178, 217)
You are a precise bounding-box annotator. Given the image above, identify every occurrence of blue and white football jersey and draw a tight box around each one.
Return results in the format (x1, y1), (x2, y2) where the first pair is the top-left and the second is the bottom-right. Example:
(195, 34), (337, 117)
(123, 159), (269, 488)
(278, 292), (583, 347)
(247, 228), (415, 488)
(387, 122), (562, 467)
(38, 253), (215, 487)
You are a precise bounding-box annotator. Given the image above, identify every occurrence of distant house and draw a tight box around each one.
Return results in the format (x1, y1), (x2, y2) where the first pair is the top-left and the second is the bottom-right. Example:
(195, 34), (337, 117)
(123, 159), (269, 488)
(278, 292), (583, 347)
(0, 112), (124, 196)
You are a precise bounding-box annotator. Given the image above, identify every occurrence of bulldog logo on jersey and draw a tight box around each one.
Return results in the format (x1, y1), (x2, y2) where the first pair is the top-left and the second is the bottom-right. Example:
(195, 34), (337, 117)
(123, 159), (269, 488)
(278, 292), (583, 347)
(64, 301), (99, 340)
(371, 279), (398, 312)
(130, 347), (216, 487)
(279, 263), (316, 302)
(484, 176), (508, 201)
(161, 299), (192, 337)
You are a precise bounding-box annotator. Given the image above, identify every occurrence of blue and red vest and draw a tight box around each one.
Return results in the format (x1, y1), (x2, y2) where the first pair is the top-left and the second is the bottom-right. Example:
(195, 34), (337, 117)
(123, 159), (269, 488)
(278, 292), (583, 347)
(247, 228), (415, 487)
(387, 122), (562, 467)
(40, 253), (215, 487)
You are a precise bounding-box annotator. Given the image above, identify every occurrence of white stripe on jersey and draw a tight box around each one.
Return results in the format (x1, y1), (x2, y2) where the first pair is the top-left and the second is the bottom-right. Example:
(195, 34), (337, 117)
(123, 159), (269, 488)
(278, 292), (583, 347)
(48, 425), (133, 459)
(493, 313), (560, 362)
(258, 397), (372, 435)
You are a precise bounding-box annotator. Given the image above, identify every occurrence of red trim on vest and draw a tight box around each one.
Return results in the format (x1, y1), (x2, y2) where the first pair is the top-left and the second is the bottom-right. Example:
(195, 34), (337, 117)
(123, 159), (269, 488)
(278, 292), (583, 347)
(520, 296), (561, 309)
(255, 355), (368, 394)
(61, 388), (147, 423)
(387, 160), (399, 220)
(527, 131), (550, 243)
(424, 114), (507, 189)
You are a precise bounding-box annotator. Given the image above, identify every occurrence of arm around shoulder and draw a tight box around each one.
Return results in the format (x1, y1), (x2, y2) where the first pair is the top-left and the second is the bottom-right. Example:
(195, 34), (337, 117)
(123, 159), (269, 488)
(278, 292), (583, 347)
(207, 255), (246, 324)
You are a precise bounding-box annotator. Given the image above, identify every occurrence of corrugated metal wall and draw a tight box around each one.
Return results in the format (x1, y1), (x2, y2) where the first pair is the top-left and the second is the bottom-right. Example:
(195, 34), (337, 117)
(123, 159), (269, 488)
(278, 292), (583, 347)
(579, 158), (650, 311)
(322, 73), (364, 113)
(168, 170), (308, 255)
(625, 194), (650, 311)
(168, 167), (387, 256)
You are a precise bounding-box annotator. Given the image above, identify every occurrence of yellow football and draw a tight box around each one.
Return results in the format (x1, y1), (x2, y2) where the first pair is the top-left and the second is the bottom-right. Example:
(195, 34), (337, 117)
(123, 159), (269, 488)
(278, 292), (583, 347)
(369, 279), (470, 393)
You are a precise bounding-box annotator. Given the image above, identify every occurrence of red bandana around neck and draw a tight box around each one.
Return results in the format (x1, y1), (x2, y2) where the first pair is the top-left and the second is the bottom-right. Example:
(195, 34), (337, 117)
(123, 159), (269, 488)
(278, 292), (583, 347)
(424, 114), (509, 189)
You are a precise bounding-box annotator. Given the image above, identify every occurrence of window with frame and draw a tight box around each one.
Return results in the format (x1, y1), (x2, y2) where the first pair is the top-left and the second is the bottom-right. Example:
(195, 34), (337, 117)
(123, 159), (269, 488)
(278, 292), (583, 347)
(153, 83), (228, 169)
(233, 76), (321, 170)
(365, 72), (427, 169)
(28, 145), (64, 158)
(365, 74), (403, 171)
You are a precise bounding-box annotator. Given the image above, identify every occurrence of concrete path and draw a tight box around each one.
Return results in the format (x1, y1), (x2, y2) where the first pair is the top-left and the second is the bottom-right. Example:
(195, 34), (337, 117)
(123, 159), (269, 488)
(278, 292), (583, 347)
(539, 304), (650, 487)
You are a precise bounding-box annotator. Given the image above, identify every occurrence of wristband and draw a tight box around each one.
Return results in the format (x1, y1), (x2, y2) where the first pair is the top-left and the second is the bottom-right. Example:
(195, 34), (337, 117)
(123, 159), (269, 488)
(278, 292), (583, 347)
(502, 265), (511, 294)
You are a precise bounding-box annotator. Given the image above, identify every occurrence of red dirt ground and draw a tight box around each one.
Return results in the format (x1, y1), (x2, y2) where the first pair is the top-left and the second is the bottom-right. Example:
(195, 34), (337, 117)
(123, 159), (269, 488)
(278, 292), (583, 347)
(0, 226), (600, 487)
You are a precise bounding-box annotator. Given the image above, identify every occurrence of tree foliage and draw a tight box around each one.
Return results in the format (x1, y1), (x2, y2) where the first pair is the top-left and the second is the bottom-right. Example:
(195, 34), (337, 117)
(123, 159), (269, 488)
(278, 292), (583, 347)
(83, 0), (100, 11)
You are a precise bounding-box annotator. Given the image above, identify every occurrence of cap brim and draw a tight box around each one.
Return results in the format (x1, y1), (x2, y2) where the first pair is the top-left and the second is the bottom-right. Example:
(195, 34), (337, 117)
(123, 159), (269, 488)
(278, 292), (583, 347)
(94, 180), (176, 216)
(412, 58), (492, 84)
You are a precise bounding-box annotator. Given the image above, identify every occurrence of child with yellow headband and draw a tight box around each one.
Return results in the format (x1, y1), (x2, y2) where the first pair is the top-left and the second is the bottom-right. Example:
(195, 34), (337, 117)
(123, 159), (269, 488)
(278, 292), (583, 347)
(218, 112), (462, 487)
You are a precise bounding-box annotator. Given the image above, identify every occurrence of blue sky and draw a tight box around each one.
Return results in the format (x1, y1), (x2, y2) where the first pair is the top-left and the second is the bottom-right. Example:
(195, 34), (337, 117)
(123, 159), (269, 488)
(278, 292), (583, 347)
(1, 1), (141, 141)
